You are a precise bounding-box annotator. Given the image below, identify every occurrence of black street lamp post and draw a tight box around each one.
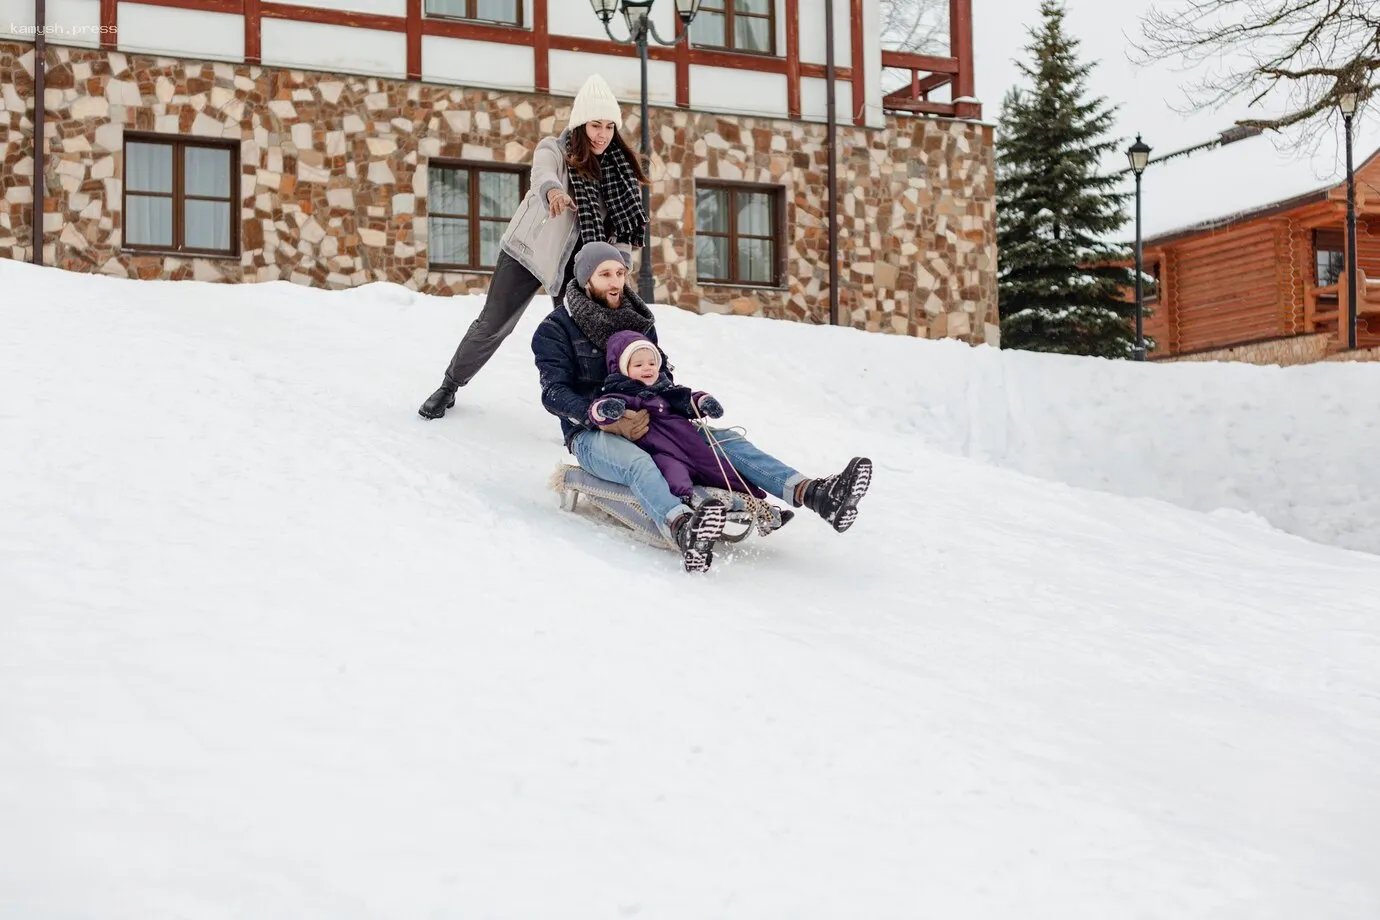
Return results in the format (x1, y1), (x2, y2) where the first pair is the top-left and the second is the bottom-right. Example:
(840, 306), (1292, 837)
(589, 0), (703, 304)
(1126, 134), (1151, 361)
(1118, 124), (1263, 361)
(1340, 89), (1359, 351)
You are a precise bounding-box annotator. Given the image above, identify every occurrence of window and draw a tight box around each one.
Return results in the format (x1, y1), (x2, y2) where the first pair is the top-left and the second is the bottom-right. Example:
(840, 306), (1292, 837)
(1142, 260), (1161, 305)
(123, 136), (238, 256)
(424, 0), (521, 26)
(1314, 229), (1345, 286)
(427, 162), (528, 271)
(695, 182), (783, 286)
(691, 0), (775, 55)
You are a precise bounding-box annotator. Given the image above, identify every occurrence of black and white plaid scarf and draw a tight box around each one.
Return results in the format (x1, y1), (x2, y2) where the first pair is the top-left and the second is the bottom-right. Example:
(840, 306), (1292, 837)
(564, 131), (647, 248)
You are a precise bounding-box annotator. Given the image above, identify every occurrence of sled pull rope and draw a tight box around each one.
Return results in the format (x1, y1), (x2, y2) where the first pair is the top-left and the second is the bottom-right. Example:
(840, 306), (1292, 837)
(691, 403), (774, 529)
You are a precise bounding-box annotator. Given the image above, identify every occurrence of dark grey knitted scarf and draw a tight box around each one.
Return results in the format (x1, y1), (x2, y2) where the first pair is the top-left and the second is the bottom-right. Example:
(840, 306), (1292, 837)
(563, 280), (655, 349)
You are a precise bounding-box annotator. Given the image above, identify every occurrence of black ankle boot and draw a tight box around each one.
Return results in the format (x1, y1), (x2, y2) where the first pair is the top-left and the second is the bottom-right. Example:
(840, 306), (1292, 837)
(671, 498), (727, 572)
(418, 379), (458, 419)
(800, 457), (873, 533)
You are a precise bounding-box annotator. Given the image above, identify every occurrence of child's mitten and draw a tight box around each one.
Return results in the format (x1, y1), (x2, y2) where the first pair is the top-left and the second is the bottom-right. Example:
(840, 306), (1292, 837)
(697, 395), (724, 419)
(591, 397), (627, 424)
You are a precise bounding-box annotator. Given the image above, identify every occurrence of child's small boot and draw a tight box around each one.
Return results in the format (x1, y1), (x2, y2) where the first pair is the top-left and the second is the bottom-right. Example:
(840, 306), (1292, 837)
(752, 501), (795, 536)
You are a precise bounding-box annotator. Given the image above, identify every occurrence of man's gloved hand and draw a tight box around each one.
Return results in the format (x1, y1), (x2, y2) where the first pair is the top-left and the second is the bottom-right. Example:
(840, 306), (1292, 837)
(697, 395), (724, 419)
(599, 408), (650, 441)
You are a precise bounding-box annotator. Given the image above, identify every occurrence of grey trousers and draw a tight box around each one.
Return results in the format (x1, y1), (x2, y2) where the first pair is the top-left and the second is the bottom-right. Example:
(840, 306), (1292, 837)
(442, 250), (547, 388)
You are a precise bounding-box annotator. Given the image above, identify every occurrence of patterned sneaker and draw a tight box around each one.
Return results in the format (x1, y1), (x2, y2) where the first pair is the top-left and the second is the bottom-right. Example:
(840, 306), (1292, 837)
(750, 500), (795, 537)
(671, 498), (728, 572)
(800, 457), (873, 533)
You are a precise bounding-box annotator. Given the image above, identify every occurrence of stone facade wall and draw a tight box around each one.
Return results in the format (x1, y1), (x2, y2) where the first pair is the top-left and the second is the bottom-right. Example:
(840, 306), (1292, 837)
(658, 112), (996, 339)
(0, 40), (997, 344)
(1152, 333), (1334, 367)
(1, 45), (38, 256)
(1323, 344), (1380, 363)
(1150, 331), (1380, 366)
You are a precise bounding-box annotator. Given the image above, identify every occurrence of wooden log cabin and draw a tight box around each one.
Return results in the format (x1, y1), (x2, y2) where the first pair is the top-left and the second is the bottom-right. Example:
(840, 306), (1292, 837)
(1128, 146), (1380, 358)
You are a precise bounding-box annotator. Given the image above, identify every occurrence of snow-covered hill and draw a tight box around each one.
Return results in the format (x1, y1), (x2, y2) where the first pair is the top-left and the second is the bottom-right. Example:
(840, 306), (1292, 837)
(3, 260), (1378, 919)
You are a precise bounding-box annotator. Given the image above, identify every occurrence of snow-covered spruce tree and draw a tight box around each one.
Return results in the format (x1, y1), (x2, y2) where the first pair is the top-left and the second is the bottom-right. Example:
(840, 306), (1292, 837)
(996, 0), (1143, 358)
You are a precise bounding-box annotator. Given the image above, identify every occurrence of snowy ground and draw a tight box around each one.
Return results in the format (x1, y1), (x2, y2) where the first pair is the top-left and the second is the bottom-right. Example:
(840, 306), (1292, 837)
(2, 260), (1378, 919)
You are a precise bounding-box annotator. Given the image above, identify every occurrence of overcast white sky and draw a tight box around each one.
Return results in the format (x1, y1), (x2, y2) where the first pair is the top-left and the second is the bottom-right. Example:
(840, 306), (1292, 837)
(963, 0), (1380, 238)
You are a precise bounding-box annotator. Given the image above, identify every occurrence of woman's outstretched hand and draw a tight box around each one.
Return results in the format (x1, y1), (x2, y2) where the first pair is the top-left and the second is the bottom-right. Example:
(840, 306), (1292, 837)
(548, 187), (575, 217)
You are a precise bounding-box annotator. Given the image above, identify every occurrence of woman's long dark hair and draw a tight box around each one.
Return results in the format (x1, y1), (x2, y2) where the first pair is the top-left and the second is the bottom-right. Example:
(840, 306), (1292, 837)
(566, 126), (650, 186)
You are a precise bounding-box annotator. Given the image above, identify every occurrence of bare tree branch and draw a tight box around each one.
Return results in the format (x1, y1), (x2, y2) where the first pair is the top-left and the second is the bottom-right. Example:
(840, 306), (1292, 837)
(1260, 58), (1380, 79)
(879, 0), (948, 54)
(1129, 0), (1379, 144)
(879, 0), (949, 93)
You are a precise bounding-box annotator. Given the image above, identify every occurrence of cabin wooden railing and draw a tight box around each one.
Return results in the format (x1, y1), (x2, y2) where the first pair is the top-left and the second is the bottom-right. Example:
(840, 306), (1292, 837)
(1306, 282), (1340, 330)
(1342, 268), (1380, 317)
(1307, 268), (1380, 340)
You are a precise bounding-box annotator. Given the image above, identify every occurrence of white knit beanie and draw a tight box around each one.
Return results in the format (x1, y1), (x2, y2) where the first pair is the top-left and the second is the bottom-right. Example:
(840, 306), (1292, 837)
(569, 74), (622, 129)
(618, 339), (661, 377)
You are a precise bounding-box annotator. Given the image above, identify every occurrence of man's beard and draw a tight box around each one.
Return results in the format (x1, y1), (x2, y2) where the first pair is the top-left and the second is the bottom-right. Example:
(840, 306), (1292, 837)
(590, 286), (623, 310)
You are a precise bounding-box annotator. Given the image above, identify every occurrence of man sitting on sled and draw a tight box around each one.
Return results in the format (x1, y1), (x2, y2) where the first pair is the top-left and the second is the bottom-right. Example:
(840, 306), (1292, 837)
(530, 241), (873, 573)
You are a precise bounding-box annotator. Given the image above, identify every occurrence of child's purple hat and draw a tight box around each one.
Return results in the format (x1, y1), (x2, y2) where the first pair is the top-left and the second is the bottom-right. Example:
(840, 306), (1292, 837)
(605, 330), (660, 376)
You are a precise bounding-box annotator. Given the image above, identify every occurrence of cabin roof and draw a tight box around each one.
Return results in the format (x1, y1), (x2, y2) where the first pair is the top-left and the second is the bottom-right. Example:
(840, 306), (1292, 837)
(1143, 145), (1380, 249)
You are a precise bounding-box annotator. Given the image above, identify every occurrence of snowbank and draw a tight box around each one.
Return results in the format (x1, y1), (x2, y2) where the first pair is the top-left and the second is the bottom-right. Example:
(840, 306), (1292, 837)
(811, 330), (1380, 556)
(2, 261), (1378, 920)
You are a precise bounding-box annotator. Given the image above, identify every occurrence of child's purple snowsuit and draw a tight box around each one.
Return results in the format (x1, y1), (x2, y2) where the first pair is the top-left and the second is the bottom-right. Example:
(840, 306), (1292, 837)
(589, 331), (766, 501)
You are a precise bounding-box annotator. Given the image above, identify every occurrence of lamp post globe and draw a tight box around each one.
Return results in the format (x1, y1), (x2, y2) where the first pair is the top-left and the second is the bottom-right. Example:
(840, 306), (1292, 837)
(673, 0), (703, 21)
(620, 0), (654, 31)
(588, 0), (619, 24)
(1127, 134), (1151, 176)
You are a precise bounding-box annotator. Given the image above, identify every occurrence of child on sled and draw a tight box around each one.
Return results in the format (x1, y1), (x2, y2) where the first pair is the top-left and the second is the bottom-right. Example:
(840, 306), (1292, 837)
(587, 330), (794, 529)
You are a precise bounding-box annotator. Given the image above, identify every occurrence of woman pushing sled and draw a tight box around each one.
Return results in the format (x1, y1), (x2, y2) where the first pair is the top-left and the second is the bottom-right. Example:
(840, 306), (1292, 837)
(417, 72), (648, 420)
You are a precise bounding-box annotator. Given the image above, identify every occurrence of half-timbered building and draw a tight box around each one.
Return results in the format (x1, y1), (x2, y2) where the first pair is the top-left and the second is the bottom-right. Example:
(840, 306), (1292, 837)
(0, 0), (996, 342)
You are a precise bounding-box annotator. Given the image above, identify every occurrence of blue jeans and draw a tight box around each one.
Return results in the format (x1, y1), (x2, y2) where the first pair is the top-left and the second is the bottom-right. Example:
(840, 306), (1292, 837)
(694, 427), (806, 503)
(571, 428), (806, 540)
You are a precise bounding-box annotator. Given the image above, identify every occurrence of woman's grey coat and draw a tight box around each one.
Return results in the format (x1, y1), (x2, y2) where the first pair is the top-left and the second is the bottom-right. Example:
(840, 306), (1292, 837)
(498, 131), (633, 295)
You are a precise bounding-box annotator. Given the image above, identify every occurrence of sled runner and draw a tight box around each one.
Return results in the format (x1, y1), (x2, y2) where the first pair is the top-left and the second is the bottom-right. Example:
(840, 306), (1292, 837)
(548, 463), (792, 551)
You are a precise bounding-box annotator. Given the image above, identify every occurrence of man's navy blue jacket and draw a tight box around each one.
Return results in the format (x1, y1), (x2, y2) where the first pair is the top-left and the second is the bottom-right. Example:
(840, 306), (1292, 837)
(531, 305), (671, 450)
